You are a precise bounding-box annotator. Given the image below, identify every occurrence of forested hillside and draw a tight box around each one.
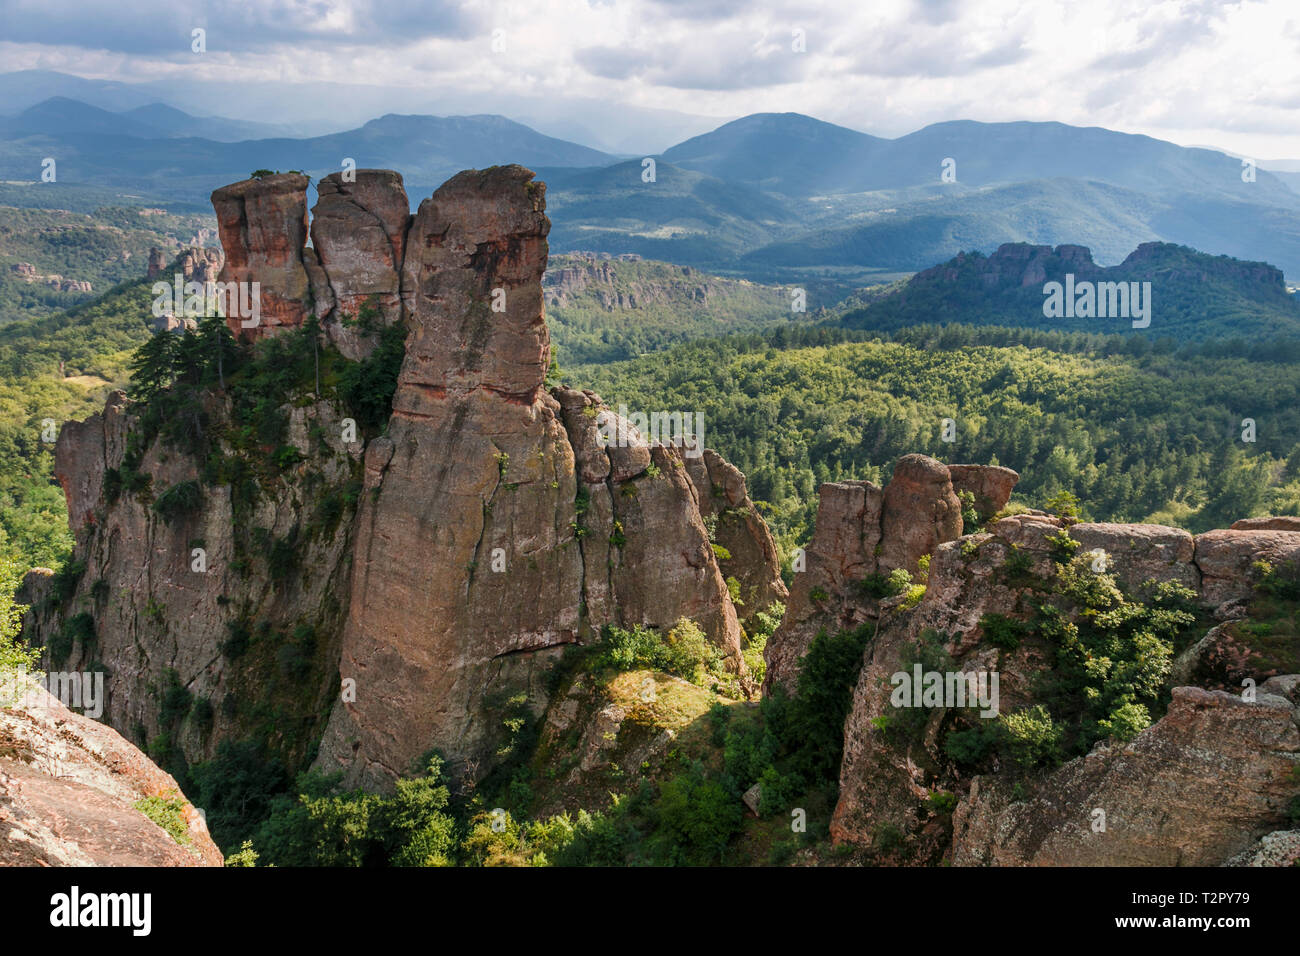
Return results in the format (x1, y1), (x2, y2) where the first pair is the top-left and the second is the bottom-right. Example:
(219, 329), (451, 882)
(6, 253), (1300, 585)
(545, 253), (819, 363)
(0, 275), (155, 568)
(572, 324), (1300, 553)
(0, 205), (216, 325)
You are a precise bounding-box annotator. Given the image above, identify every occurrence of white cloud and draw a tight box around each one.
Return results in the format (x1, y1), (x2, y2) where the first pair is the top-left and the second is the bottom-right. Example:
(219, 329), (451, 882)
(1, 0), (1297, 157)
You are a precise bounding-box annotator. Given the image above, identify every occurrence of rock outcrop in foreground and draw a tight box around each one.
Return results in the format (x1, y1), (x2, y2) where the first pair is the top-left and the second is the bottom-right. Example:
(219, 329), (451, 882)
(1, 683), (222, 866)
(26, 165), (781, 794)
(952, 682), (1300, 866)
(767, 463), (1300, 865)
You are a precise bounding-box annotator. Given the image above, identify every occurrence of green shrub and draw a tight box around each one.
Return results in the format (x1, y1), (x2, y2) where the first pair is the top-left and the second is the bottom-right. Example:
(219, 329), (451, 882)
(221, 620), (251, 659)
(1000, 705), (1063, 771)
(191, 696), (215, 732)
(152, 480), (203, 524)
(339, 320), (407, 431)
(958, 490), (979, 533)
(0, 555), (39, 674)
(159, 669), (193, 725)
(649, 764), (744, 865)
(927, 790), (958, 815)
(979, 612), (1027, 650)
(1043, 489), (1081, 520)
(858, 568), (912, 600)
(599, 619), (721, 685)
(249, 756), (456, 867)
(1254, 559), (1300, 600)
(134, 794), (192, 847)
(189, 740), (291, 851)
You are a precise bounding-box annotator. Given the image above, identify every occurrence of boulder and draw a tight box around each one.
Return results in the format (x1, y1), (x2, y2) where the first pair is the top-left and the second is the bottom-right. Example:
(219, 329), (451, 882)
(947, 464), (1019, 522)
(1070, 522), (1199, 594)
(1, 683), (222, 866)
(1231, 516), (1300, 532)
(1195, 529), (1300, 606)
(951, 687), (1300, 866)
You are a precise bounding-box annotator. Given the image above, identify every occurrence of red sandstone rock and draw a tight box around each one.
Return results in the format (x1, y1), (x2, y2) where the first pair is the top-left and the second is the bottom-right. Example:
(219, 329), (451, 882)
(211, 173), (313, 340)
(1, 685), (222, 866)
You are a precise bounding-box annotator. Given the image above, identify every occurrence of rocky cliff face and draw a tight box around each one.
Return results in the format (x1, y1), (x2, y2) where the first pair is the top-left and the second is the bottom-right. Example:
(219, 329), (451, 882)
(764, 456), (1016, 695)
(771, 468), (1300, 865)
(544, 255), (712, 311)
(27, 165), (775, 797)
(1, 683), (222, 866)
(315, 167), (758, 789)
(24, 390), (359, 775)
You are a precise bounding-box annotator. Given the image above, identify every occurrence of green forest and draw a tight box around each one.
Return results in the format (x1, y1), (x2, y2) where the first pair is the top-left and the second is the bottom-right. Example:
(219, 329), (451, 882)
(571, 322), (1300, 554)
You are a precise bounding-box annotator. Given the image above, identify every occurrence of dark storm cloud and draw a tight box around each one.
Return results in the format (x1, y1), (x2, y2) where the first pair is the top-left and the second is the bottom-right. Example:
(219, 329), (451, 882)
(0, 0), (488, 54)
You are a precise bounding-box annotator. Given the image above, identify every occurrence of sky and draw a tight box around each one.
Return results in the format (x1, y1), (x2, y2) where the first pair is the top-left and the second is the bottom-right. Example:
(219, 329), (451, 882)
(1, 0), (1298, 158)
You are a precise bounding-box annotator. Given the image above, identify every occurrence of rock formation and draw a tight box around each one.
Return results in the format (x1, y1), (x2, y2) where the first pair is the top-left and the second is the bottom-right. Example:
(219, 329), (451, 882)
(315, 167), (753, 789)
(1, 683), (222, 866)
(309, 169), (411, 359)
(773, 467), (1300, 864)
(28, 165), (775, 800)
(9, 262), (92, 293)
(684, 449), (788, 623)
(26, 391), (360, 775)
(952, 684), (1300, 866)
(211, 172), (315, 338)
(764, 458), (1015, 694)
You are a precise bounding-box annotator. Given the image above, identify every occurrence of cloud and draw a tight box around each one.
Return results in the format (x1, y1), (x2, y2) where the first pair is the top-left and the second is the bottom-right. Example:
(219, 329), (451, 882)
(0, 0), (1298, 157)
(576, 29), (811, 90)
(0, 0), (487, 54)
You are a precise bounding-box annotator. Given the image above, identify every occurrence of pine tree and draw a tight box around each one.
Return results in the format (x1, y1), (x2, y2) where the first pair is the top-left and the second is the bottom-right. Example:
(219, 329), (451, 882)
(127, 330), (180, 401)
(196, 314), (238, 390)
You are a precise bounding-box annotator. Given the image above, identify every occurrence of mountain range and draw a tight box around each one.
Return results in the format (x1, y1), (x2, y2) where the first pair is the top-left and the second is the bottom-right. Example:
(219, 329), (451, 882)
(3, 91), (1300, 280)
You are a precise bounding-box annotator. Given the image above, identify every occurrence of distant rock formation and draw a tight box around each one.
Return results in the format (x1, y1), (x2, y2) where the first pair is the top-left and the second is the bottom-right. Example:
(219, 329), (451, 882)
(0, 683), (222, 866)
(913, 241), (1288, 295)
(8, 262), (91, 294)
(544, 256), (707, 311)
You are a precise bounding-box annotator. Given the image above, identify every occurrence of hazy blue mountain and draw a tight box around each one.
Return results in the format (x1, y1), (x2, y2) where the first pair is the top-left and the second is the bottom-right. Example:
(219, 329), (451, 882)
(4, 99), (1299, 278)
(0, 106), (618, 202)
(660, 113), (1298, 206)
(119, 103), (293, 141)
(742, 178), (1300, 276)
(0, 70), (158, 113)
(0, 97), (290, 143)
(538, 160), (803, 265)
(662, 112), (889, 194)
